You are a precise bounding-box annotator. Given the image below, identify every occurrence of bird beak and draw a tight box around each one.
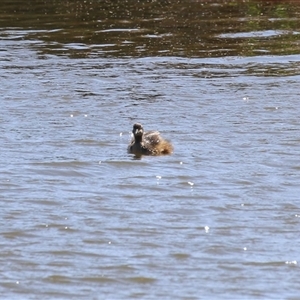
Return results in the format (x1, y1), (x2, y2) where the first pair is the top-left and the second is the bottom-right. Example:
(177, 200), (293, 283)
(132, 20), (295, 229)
(134, 129), (142, 135)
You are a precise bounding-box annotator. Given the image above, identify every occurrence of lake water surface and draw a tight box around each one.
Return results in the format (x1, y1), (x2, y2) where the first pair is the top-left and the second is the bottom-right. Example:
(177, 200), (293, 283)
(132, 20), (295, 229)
(1, 1), (300, 299)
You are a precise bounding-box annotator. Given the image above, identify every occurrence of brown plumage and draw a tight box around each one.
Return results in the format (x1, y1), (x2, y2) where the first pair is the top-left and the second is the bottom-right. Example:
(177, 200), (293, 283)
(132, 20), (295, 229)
(128, 123), (173, 156)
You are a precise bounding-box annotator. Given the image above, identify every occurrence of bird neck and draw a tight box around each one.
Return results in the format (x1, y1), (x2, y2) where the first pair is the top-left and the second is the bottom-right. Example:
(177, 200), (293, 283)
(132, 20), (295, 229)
(135, 134), (143, 143)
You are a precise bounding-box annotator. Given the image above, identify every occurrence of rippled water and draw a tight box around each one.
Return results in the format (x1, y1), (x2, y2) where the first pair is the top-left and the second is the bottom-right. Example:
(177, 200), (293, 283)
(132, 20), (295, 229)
(1, 1), (300, 299)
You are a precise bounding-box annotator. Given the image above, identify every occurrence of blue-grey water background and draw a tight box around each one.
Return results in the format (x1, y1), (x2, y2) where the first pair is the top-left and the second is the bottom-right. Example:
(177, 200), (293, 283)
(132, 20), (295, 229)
(1, 0), (300, 299)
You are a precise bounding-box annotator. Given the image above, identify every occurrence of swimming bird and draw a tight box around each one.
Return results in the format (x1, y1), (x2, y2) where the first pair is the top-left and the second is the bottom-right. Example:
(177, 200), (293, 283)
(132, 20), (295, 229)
(128, 123), (173, 156)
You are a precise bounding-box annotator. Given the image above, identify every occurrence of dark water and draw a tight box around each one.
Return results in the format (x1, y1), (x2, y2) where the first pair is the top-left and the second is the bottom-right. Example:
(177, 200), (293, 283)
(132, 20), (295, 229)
(1, 1), (300, 299)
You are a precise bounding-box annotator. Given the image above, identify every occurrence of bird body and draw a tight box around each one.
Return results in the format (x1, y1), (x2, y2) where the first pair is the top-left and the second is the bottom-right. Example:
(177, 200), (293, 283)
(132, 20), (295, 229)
(128, 123), (173, 156)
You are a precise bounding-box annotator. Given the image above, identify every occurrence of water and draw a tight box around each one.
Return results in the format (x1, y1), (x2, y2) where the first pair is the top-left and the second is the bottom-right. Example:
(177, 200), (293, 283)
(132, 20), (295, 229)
(1, 1), (300, 299)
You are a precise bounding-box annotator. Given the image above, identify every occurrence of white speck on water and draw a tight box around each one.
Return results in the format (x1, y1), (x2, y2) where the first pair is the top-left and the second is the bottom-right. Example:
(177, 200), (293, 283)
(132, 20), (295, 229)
(84, 114), (88, 117)
(180, 161), (183, 164)
(243, 247), (247, 251)
(156, 176), (162, 185)
(243, 97), (249, 101)
(108, 241), (111, 244)
(70, 114), (73, 117)
(285, 260), (297, 265)
(16, 281), (19, 285)
(119, 132), (123, 136)
(188, 182), (194, 186)
(204, 226), (209, 232)
(241, 203), (244, 206)
(65, 227), (68, 229)
(99, 161), (102, 164)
